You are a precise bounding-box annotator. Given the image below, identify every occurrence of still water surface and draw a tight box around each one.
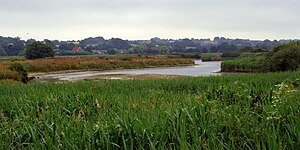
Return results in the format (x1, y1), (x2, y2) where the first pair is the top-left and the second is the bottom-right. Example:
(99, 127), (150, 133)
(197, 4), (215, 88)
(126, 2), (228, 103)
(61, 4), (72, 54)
(40, 60), (221, 81)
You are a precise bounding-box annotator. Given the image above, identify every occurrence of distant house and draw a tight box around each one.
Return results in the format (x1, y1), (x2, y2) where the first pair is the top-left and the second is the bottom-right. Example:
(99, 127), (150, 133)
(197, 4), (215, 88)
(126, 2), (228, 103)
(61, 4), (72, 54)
(68, 41), (80, 45)
(72, 47), (84, 52)
(91, 50), (107, 54)
(119, 49), (125, 54)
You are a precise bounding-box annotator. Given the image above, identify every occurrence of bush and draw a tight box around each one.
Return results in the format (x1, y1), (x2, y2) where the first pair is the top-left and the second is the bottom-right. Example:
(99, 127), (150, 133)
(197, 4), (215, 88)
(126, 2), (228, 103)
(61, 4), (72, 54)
(25, 41), (55, 59)
(180, 53), (202, 59)
(9, 63), (28, 83)
(221, 51), (240, 58)
(58, 50), (93, 56)
(201, 56), (212, 61)
(265, 41), (300, 72)
(221, 57), (264, 72)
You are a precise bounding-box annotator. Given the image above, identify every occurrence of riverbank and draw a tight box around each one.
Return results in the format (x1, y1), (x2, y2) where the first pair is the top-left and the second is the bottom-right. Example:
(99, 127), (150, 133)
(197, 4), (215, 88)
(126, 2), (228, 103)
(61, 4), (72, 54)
(0, 57), (193, 82)
(23, 57), (194, 72)
(221, 56), (264, 72)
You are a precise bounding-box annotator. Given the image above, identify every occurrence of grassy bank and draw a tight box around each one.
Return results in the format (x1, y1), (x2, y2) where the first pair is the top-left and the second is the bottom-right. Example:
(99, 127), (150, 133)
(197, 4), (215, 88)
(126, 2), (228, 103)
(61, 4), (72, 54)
(221, 57), (264, 72)
(0, 72), (300, 149)
(0, 61), (25, 82)
(22, 57), (193, 72)
(201, 53), (221, 61)
(221, 41), (300, 73)
(0, 56), (193, 82)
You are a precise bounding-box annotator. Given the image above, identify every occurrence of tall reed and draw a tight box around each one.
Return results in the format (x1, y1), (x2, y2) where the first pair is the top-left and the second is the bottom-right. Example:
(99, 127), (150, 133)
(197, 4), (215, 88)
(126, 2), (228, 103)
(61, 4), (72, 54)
(0, 71), (299, 149)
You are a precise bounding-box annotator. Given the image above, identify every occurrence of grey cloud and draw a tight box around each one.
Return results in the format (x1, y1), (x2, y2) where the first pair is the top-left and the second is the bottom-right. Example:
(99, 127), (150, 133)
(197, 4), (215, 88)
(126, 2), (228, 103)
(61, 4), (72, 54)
(0, 0), (299, 40)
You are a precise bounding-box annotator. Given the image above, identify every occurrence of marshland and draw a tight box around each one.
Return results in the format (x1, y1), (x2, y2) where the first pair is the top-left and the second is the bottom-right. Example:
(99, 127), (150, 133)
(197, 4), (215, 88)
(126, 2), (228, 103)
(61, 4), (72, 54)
(0, 39), (300, 149)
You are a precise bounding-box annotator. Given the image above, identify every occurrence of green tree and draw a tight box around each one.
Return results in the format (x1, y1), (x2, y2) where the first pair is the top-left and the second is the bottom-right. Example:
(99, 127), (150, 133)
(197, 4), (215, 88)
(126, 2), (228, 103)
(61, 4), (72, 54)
(25, 41), (55, 59)
(127, 48), (135, 54)
(159, 45), (170, 54)
(239, 46), (254, 53)
(132, 45), (144, 54)
(59, 42), (76, 51)
(239, 46), (264, 53)
(0, 45), (7, 56)
(126, 45), (144, 54)
(221, 51), (240, 58)
(265, 41), (300, 72)
(107, 48), (120, 55)
(0, 37), (25, 56)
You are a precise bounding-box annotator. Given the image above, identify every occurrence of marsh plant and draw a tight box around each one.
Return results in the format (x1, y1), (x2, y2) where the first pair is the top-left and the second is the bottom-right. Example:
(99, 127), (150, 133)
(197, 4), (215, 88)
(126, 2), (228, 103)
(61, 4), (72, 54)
(0, 72), (299, 149)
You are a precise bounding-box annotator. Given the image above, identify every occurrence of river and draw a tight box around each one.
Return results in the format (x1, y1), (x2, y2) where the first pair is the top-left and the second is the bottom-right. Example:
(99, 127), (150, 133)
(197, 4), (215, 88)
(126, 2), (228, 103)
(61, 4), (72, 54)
(38, 60), (221, 81)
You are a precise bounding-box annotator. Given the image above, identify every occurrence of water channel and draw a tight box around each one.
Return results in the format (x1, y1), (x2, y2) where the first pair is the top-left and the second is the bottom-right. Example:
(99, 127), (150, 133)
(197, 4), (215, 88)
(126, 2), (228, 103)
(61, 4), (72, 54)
(38, 60), (222, 81)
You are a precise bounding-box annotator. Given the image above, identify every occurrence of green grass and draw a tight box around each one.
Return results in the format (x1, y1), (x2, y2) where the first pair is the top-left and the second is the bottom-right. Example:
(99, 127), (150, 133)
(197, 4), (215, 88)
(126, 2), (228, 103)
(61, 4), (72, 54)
(221, 52), (268, 72)
(221, 57), (264, 72)
(0, 72), (300, 149)
(201, 53), (222, 61)
(0, 56), (24, 60)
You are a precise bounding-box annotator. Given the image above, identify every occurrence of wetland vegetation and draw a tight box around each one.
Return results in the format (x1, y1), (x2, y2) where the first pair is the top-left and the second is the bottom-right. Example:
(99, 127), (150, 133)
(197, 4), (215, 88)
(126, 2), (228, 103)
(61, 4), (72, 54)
(0, 41), (299, 149)
(1, 72), (300, 149)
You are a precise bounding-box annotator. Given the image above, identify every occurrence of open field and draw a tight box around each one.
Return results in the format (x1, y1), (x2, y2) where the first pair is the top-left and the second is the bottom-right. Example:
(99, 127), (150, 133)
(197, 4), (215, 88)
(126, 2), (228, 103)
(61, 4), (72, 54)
(0, 71), (299, 149)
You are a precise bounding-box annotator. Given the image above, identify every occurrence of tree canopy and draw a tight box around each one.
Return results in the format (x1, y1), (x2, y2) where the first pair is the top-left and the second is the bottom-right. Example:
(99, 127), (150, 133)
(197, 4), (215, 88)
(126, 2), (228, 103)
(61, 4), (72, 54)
(0, 37), (25, 56)
(25, 41), (55, 59)
(0, 45), (7, 56)
(0, 36), (295, 56)
(265, 41), (300, 72)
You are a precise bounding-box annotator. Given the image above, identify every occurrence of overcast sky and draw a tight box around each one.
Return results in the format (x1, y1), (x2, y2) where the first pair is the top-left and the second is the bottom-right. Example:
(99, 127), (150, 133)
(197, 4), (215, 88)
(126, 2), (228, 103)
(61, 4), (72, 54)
(0, 0), (299, 40)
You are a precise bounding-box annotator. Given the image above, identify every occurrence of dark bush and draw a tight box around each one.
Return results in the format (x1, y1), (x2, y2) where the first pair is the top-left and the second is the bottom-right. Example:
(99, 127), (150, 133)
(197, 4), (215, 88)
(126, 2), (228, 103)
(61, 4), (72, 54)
(58, 50), (92, 56)
(265, 41), (300, 72)
(221, 51), (240, 58)
(25, 42), (55, 59)
(9, 63), (28, 83)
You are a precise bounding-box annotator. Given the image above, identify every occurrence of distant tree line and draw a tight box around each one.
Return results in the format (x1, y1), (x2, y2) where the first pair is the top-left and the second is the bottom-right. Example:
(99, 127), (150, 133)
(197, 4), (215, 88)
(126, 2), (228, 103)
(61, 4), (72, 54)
(0, 36), (296, 56)
(0, 36), (25, 56)
(221, 46), (266, 58)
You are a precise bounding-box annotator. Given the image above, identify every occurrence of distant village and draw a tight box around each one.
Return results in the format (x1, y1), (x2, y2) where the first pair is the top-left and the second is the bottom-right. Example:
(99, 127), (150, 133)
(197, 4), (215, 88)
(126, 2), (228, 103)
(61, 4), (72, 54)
(0, 36), (297, 56)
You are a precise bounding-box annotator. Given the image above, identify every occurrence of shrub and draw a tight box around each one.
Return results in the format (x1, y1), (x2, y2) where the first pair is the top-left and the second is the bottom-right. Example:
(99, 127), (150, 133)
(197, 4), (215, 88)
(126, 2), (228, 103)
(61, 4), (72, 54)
(25, 41), (55, 59)
(221, 51), (240, 58)
(180, 53), (202, 59)
(221, 57), (264, 72)
(9, 63), (28, 83)
(58, 50), (93, 56)
(201, 56), (212, 61)
(265, 41), (300, 72)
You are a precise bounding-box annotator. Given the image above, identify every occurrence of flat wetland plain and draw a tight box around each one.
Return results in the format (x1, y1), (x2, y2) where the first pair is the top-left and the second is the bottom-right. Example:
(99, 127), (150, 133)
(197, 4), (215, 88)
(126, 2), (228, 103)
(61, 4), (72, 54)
(1, 69), (300, 149)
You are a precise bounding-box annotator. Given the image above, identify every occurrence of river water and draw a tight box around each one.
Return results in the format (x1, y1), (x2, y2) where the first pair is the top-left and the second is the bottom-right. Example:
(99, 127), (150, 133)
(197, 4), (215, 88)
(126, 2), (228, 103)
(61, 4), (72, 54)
(39, 60), (221, 81)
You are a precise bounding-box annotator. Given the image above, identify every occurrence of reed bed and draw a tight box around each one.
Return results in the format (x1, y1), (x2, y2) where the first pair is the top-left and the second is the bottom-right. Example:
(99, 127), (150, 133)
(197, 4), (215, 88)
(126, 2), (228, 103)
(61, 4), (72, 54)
(221, 57), (264, 72)
(0, 62), (24, 81)
(0, 72), (299, 149)
(0, 57), (193, 81)
(22, 57), (193, 72)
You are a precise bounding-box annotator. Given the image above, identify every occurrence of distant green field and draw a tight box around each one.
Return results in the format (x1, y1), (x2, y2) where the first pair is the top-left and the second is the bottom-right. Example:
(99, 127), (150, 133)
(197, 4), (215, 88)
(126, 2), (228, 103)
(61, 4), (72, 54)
(0, 56), (24, 60)
(1, 72), (299, 149)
